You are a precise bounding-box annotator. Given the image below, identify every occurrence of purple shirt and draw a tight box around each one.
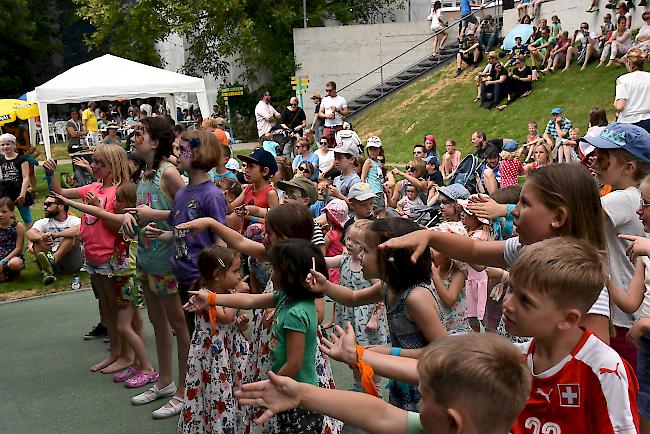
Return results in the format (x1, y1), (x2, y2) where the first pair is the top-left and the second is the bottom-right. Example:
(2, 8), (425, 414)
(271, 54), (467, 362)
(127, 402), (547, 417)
(168, 181), (227, 285)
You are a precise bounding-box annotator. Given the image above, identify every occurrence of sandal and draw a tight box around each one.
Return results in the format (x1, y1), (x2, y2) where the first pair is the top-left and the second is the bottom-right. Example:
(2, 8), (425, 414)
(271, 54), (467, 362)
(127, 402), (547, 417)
(131, 381), (176, 405)
(152, 397), (184, 419)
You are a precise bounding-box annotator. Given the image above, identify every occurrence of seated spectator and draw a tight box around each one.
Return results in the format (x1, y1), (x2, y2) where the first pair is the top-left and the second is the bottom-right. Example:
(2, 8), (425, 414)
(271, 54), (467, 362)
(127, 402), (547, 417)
(528, 27), (555, 71)
(26, 197), (83, 284)
(497, 56), (533, 111)
(388, 159), (428, 209)
(296, 161), (316, 180)
(543, 107), (573, 150)
(478, 144), (501, 194)
(615, 47), (650, 132)
(423, 155), (444, 186)
(504, 36), (529, 67)
(0, 197), (25, 282)
(565, 22), (600, 71)
(456, 34), (483, 77)
(315, 137), (335, 178)
(597, 13), (615, 48)
(261, 132), (280, 156)
(478, 15), (498, 53)
(441, 139), (462, 181)
(472, 51), (500, 102)
(480, 63), (508, 110)
(498, 140), (525, 188)
(633, 11), (650, 56)
(541, 31), (571, 73)
(517, 0), (532, 22)
(598, 16), (632, 67)
(292, 138), (319, 181)
(529, 18), (548, 43)
(202, 117), (229, 145)
(549, 15), (562, 38)
(614, 1), (632, 30)
(102, 122), (121, 146)
(397, 183), (425, 219)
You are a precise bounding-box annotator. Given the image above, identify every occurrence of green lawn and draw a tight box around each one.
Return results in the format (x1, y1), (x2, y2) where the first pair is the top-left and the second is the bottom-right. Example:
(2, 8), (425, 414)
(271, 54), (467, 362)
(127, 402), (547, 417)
(0, 163), (90, 298)
(353, 61), (631, 163)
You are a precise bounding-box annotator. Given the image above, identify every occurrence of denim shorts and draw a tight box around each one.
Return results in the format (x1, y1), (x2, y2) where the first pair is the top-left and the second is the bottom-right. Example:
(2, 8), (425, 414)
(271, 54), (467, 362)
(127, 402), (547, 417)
(84, 260), (113, 276)
(638, 335), (650, 419)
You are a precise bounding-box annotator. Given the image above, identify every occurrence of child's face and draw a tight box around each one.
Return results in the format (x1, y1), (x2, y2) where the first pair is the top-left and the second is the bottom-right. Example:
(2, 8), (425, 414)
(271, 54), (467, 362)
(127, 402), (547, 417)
(358, 231), (380, 280)
(0, 205), (12, 225)
(502, 280), (569, 339)
(115, 196), (128, 214)
(218, 256), (242, 290)
(91, 153), (112, 181)
(367, 147), (380, 159)
(406, 188), (418, 200)
(418, 383), (456, 434)
(445, 141), (455, 153)
(552, 16), (559, 24)
(349, 198), (373, 219)
(317, 181), (329, 201)
(440, 196), (458, 220)
(424, 140), (434, 151)
(460, 210), (480, 231)
(528, 124), (537, 134)
(511, 183), (558, 245)
(243, 162), (266, 183)
(335, 153), (353, 171)
(0, 140), (16, 155)
(590, 149), (624, 187)
(138, 127), (156, 159)
(177, 140), (193, 172)
(569, 130), (579, 141)
(515, 38), (522, 46)
(345, 231), (364, 257)
(639, 184), (650, 232)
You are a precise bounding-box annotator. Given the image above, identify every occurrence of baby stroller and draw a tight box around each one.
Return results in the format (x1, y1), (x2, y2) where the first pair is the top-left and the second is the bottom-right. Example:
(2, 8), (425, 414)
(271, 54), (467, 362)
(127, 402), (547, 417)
(448, 154), (484, 194)
(409, 203), (442, 228)
(270, 126), (295, 157)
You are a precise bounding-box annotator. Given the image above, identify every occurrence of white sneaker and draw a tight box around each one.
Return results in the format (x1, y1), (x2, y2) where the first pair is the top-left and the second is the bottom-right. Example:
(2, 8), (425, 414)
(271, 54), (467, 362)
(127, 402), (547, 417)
(152, 397), (184, 419)
(131, 382), (176, 405)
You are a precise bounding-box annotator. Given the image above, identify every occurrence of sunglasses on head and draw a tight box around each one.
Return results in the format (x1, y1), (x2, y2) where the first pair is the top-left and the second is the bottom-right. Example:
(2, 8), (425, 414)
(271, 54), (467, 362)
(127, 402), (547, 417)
(299, 166), (311, 173)
(405, 165), (413, 171)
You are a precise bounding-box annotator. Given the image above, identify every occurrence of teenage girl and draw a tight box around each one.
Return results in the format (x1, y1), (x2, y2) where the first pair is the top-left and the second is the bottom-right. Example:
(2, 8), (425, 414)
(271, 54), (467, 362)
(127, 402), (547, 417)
(54, 183), (157, 388)
(523, 140), (552, 173)
(361, 136), (386, 217)
(381, 164), (612, 343)
(423, 134), (440, 163)
(430, 229), (472, 336)
(0, 197), (25, 281)
(44, 144), (131, 373)
(458, 199), (492, 332)
(427, 1), (448, 55)
(185, 239), (329, 434)
(178, 245), (249, 434)
(122, 117), (189, 419)
(176, 204), (342, 434)
(0, 133), (32, 227)
(308, 218), (447, 411)
(441, 139), (461, 181)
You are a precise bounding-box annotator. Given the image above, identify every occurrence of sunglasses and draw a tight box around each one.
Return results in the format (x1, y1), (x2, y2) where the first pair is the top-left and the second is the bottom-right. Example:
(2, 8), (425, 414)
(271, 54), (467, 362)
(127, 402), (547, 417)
(405, 165), (413, 171)
(290, 104), (297, 107)
(299, 166), (311, 173)
(44, 201), (60, 207)
(326, 89), (334, 93)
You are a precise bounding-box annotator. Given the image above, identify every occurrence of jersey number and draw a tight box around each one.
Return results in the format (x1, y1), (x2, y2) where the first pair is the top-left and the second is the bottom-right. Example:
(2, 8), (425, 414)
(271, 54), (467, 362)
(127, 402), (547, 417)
(524, 417), (561, 434)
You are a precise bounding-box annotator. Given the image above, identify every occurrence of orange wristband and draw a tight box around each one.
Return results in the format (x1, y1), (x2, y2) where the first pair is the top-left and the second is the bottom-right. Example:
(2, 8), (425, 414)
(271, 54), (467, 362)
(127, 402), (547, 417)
(207, 292), (217, 336)
(350, 345), (380, 398)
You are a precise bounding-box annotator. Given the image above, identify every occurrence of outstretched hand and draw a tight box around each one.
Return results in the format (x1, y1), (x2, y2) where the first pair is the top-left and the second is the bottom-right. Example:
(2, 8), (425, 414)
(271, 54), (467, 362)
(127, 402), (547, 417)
(305, 268), (329, 294)
(319, 322), (358, 366)
(184, 288), (213, 312)
(235, 371), (302, 424)
(175, 217), (216, 237)
(378, 229), (431, 264)
(620, 234), (650, 262)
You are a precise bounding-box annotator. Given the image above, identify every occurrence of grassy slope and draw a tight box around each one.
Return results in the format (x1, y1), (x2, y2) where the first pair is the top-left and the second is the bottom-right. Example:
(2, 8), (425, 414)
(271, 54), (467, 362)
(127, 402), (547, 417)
(353, 62), (627, 163)
(0, 163), (90, 298)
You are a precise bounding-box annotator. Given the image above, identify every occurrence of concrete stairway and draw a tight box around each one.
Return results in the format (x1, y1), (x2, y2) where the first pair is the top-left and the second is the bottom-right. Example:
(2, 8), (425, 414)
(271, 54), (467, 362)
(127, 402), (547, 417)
(346, 43), (459, 118)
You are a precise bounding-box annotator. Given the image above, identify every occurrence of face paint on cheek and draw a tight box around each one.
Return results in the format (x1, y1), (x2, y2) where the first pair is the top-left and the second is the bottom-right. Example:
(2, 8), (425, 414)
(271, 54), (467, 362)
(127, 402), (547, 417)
(180, 145), (193, 160)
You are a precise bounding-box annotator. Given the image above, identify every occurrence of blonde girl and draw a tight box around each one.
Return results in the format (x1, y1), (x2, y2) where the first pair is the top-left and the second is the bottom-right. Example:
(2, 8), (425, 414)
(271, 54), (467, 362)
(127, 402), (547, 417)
(441, 139), (462, 181)
(523, 140), (551, 173)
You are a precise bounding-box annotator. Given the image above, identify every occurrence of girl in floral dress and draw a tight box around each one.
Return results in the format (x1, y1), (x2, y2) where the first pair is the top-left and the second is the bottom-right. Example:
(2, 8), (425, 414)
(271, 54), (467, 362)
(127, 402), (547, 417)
(178, 246), (249, 434)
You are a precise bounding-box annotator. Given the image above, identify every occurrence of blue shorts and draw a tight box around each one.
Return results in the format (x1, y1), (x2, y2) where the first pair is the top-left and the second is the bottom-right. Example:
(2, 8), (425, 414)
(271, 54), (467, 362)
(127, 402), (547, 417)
(638, 335), (650, 419)
(84, 260), (113, 276)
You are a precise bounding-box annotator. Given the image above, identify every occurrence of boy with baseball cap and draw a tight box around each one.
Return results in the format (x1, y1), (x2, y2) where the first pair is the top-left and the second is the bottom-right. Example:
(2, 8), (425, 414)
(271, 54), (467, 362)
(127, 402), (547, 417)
(330, 142), (361, 206)
(342, 182), (376, 236)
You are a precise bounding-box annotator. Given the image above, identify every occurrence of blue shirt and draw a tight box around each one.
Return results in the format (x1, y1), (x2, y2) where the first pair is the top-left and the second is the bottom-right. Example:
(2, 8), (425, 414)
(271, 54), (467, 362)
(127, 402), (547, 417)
(207, 168), (238, 183)
(460, 0), (472, 16)
(293, 152), (320, 181)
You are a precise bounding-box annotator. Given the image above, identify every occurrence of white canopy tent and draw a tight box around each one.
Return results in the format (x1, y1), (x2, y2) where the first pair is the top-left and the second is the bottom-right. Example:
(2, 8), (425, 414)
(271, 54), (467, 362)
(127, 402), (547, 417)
(27, 54), (210, 158)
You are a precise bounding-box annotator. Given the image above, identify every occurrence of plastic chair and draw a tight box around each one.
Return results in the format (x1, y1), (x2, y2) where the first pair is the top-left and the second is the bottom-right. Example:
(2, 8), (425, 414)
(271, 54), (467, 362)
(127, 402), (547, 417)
(54, 121), (68, 142)
(47, 122), (58, 143)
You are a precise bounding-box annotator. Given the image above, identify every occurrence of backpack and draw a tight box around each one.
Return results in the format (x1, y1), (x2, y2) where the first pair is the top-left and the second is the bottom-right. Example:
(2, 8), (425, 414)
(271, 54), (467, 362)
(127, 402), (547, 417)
(449, 155), (483, 194)
(336, 130), (363, 155)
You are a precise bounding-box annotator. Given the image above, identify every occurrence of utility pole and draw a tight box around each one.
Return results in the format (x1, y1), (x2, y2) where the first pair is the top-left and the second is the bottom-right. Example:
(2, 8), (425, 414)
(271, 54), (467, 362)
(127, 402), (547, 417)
(303, 0), (307, 28)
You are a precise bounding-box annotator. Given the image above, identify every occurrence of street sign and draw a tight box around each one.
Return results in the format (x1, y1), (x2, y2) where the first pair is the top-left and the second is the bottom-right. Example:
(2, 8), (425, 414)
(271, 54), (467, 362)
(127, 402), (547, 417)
(291, 74), (310, 107)
(221, 86), (244, 93)
(221, 91), (244, 97)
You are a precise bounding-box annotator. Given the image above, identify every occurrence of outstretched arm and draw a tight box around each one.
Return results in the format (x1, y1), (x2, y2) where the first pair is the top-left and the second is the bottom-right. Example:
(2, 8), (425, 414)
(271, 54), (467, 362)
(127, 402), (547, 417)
(235, 371), (409, 434)
(51, 192), (126, 231)
(307, 268), (384, 306)
(185, 289), (275, 311)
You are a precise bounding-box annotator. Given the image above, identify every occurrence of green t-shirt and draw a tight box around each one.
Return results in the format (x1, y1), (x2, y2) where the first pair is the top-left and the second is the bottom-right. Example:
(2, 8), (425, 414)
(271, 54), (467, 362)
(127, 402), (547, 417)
(407, 412), (424, 434)
(271, 291), (319, 385)
(533, 35), (556, 54)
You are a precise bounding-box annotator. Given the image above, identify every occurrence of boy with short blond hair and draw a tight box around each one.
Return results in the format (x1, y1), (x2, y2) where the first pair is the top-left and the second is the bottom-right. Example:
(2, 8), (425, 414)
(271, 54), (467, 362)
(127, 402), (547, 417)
(236, 332), (531, 434)
(504, 237), (639, 434)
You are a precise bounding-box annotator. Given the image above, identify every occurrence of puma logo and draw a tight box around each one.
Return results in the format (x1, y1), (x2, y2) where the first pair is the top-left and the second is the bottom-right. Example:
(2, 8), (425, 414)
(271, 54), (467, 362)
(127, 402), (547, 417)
(599, 363), (621, 380)
(536, 388), (552, 403)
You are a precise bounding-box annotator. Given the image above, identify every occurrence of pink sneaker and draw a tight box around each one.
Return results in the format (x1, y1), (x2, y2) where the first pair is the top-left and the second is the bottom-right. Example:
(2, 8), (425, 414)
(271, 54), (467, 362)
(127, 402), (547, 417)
(113, 366), (137, 383)
(125, 370), (159, 388)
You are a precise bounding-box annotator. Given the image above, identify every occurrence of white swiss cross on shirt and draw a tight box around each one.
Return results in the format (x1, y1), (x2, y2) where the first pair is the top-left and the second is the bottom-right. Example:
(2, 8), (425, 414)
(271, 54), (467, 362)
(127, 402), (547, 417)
(558, 384), (580, 407)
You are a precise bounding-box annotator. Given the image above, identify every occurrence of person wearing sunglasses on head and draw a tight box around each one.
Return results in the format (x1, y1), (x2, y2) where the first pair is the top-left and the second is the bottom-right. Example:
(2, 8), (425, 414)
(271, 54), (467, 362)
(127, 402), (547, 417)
(292, 138), (320, 182)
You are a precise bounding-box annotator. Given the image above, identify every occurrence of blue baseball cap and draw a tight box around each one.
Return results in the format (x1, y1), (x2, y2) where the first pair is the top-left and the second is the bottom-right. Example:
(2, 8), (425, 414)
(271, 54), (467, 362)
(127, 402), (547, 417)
(551, 107), (562, 115)
(438, 184), (470, 201)
(580, 123), (650, 164)
(237, 148), (278, 175)
(423, 155), (438, 165)
(503, 140), (519, 152)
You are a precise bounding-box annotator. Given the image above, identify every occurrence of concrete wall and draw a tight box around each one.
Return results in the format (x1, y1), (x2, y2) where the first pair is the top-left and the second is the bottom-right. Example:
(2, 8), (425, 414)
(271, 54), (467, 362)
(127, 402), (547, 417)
(503, 0), (649, 34)
(294, 5), (501, 114)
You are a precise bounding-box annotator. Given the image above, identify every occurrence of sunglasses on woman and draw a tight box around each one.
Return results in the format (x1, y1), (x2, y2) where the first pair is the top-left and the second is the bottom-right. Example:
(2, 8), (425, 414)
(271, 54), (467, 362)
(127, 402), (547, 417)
(299, 166), (311, 173)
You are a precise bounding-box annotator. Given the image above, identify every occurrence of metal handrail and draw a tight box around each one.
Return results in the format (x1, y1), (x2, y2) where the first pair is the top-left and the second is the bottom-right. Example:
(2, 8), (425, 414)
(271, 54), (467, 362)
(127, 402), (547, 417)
(338, 1), (501, 95)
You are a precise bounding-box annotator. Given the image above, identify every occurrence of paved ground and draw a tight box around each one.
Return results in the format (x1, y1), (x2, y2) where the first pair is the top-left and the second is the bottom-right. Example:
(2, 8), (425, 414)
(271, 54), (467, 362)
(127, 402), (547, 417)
(0, 290), (354, 434)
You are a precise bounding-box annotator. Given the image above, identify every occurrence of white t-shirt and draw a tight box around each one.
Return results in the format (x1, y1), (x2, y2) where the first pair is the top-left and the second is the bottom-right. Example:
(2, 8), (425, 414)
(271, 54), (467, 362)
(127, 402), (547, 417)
(140, 103), (152, 117)
(602, 187), (646, 327)
(316, 149), (334, 173)
(255, 100), (280, 137)
(503, 236), (611, 318)
(615, 71), (650, 124)
(427, 8), (443, 30)
(31, 215), (81, 253)
(637, 24), (650, 42)
(321, 95), (347, 127)
(575, 31), (598, 49)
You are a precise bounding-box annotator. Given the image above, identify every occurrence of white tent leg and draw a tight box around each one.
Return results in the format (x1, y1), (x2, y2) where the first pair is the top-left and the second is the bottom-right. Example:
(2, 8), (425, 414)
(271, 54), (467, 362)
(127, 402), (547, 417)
(196, 90), (210, 121)
(38, 103), (52, 160)
(165, 94), (177, 124)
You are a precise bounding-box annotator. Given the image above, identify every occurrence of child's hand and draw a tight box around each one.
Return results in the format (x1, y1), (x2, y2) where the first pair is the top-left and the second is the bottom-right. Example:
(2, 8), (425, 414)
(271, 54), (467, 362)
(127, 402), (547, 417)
(86, 191), (100, 207)
(72, 157), (91, 173)
(123, 204), (157, 221)
(620, 235), (650, 262)
(235, 371), (302, 424)
(235, 205), (249, 217)
(327, 185), (343, 200)
(235, 275), (250, 293)
(143, 222), (165, 240)
(262, 308), (276, 328)
(175, 217), (215, 236)
(467, 194), (502, 220)
(184, 289), (212, 312)
(236, 312), (250, 333)
(43, 159), (58, 176)
(627, 317), (650, 347)
(365, 317), (378, 332)
(120, 213), (138, 239)
(379, 229), (431, 264)
(306, 268), (329, 294)
(319, 322), (358, 366)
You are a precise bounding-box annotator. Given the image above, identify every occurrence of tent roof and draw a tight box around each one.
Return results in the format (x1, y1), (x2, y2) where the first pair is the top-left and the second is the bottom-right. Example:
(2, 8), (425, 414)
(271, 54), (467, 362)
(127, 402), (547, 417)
(31, 54), (206, 104)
